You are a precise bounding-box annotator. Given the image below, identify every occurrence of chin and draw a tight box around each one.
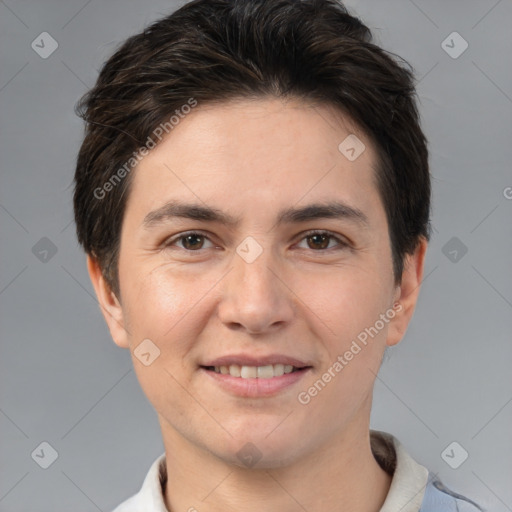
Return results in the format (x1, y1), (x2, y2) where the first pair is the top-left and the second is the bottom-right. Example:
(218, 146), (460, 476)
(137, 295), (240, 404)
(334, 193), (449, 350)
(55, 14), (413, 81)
(209, 426), (308, 470)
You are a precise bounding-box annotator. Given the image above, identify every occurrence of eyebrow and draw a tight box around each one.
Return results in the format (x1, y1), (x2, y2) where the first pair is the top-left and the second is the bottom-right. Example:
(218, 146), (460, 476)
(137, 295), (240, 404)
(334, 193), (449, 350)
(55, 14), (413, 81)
(142, 199), (369, 230)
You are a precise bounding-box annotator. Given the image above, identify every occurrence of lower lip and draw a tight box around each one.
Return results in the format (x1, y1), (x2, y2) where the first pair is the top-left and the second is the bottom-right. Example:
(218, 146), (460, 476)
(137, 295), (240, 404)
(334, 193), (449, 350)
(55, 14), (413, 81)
(200, 367), (311, 398)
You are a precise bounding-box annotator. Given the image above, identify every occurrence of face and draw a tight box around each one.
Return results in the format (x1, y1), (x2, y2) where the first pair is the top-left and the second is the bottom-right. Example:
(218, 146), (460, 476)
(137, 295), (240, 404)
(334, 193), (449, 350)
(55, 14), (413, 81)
(89, 97), (425, 468)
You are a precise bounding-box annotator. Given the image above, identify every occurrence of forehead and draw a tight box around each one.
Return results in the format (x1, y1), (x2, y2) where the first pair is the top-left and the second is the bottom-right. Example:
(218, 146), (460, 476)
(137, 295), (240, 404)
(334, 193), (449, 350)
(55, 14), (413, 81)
(125, 97), (381, 223)
(141, 97), (374, 167)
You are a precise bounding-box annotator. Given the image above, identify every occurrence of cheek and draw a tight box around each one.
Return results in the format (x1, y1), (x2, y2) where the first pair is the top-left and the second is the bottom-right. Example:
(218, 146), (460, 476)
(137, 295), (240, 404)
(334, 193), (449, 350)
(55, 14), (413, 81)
(311, 267), (391, 341)
(297, 273), (390, 413)
(121, 267), (207, 413)
(121, 263), (218, 355)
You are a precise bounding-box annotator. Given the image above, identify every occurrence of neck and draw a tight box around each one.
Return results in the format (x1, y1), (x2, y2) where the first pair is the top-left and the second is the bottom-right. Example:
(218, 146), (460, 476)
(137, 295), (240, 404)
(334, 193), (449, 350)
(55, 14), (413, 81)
(160, 418), (392, 512)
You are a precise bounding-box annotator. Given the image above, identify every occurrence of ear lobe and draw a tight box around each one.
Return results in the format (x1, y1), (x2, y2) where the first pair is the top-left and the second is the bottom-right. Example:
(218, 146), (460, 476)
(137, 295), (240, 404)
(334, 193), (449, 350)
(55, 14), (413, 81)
(386, 237), (428, 347)
(86, 254), (130, 349)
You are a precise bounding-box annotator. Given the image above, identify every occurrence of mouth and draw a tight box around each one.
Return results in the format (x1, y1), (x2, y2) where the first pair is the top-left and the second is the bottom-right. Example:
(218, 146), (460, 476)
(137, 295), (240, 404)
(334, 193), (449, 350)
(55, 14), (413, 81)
(199, 357), (313, 398)
(201, 364), (308, 379)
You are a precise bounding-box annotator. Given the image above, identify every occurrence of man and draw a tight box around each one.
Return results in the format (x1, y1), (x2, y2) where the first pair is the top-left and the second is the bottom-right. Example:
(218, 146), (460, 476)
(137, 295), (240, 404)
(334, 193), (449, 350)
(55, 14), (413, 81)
(73, 0), (483, 510)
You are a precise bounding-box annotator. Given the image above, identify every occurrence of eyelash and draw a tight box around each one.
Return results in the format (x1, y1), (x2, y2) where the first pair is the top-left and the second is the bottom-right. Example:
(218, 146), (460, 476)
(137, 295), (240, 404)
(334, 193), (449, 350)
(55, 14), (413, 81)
(162, 230), (349, 253)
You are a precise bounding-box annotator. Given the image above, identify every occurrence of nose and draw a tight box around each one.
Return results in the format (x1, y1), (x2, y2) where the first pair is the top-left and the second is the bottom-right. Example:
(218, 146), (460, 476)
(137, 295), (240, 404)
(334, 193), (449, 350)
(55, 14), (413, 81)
(217, 246), (295, 335)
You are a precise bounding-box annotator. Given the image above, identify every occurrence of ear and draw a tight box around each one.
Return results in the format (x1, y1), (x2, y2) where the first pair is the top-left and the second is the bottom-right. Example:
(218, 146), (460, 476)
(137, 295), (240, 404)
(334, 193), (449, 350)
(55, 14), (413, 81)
(86, 254), (130, 349)
(386, 237), (428, 347)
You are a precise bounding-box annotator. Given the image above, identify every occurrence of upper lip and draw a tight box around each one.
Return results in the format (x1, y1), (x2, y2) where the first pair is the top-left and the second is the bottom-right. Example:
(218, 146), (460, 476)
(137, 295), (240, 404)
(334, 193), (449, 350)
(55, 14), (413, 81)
(201, 354), (311, 368)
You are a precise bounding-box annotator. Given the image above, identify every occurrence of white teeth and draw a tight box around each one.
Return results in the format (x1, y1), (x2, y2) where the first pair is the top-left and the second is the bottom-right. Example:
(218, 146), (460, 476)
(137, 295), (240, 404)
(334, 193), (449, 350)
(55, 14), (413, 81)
(273, 364), (285, 376)
(229, 364), (241, 377)
(212, 363), (302, 378)
(241, 366), (257, 378)
(257, 365), (274, 378)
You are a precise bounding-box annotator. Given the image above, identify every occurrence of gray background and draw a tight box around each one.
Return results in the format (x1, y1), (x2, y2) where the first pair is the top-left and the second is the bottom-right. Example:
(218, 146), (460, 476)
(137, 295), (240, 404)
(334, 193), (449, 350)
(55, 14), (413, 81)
(1, 0), (511, 510)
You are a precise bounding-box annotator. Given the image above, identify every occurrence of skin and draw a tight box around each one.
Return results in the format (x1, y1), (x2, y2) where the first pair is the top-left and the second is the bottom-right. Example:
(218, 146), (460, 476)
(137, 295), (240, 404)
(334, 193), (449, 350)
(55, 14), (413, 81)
(88, 97), (427, 512)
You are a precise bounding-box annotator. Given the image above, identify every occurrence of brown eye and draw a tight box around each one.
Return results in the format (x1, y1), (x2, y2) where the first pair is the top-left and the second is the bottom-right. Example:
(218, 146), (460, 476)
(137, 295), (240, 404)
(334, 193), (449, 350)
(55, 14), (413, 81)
(164, 232), (214, 251)
(296, 230), (347, 251)
(306, 233), (330, 250)
(180, 233), (205, 250)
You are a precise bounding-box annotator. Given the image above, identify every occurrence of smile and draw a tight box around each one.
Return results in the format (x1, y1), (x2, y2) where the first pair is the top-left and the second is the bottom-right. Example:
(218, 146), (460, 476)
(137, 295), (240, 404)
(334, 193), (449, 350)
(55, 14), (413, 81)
(200, 365), (312, 398)
(205, 364), (302, 379)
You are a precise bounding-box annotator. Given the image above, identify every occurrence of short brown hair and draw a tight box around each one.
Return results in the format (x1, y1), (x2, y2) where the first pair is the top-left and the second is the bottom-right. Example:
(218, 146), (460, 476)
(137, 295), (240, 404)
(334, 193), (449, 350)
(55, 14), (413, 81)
(73, 0), (431, 298)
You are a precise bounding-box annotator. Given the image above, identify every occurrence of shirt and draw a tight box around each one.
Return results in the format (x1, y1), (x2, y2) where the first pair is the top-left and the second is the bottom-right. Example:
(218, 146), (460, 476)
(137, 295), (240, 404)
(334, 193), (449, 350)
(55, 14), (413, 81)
(111, 430), (482, 512)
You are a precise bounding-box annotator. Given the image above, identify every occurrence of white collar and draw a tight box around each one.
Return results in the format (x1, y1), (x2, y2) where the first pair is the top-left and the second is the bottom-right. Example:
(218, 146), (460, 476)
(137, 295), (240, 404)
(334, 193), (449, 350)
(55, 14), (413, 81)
(371, 430), (429, 512)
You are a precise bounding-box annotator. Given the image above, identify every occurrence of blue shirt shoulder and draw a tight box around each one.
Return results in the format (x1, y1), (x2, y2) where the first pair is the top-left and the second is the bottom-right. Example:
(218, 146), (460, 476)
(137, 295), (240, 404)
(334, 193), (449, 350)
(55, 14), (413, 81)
(421, 475), (484, 512)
